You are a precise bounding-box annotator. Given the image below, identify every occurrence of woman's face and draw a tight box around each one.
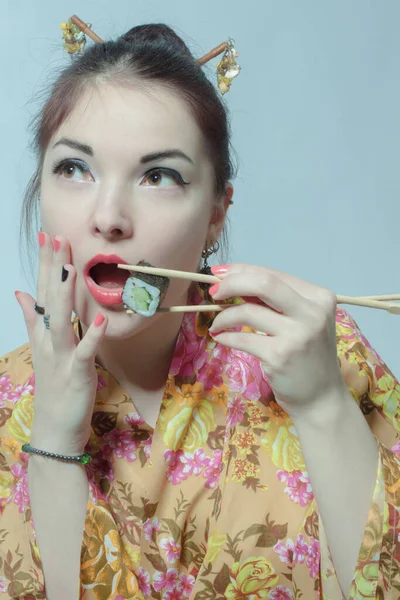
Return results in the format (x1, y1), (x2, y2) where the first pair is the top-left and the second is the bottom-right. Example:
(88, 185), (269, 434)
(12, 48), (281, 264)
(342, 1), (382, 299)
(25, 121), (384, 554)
(40, 83), (226, 338)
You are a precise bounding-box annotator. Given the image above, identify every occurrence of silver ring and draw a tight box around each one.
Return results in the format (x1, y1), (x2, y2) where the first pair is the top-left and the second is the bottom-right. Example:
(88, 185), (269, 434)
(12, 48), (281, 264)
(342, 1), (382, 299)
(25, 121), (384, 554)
(34, 303), (45, 315)
(43, 314), (51, 330)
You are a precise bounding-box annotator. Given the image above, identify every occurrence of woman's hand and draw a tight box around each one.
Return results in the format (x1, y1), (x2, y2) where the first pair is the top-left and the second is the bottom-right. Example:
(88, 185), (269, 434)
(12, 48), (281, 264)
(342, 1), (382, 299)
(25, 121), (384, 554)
(209, 263), (347, 420)
(15, 233), (108, 454)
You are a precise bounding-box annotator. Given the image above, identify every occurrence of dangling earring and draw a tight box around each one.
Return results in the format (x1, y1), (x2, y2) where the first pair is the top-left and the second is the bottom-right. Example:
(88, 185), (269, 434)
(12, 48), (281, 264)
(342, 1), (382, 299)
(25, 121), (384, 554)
(200, 241), (220, 275)
(199, 241), (220, 291)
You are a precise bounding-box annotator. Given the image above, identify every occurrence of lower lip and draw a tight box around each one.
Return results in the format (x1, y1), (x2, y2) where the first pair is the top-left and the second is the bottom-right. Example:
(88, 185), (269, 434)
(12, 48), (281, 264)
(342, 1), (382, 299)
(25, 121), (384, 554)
(84, 275), (123, 306)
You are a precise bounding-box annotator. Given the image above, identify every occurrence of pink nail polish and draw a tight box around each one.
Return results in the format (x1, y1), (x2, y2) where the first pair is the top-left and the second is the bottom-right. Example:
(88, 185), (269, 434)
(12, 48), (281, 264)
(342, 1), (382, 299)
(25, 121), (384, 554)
(211, 265), (229, 275)
(14, 291), (21, 300)
(209, 330), (222, 337)
(94, 313), (105, 327)
(38, 232), (45, 247)
(53, 237), (61, 252)
(209, 283), (220, 296)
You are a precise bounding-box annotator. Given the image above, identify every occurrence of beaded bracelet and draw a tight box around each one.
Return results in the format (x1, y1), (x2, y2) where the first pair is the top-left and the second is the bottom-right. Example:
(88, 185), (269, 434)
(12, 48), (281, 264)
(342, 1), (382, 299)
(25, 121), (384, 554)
(21, 443), (91, 464)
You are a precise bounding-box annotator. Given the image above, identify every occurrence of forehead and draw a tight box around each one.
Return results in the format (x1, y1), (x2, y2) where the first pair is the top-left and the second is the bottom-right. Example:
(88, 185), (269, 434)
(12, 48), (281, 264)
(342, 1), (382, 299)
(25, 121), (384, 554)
(53, 82), (207, 160)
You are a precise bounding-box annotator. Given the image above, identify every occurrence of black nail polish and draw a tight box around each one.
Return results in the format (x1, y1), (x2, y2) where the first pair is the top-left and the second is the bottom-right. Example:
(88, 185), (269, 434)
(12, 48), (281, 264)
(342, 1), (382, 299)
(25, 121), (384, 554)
(61, 267), (69, 282)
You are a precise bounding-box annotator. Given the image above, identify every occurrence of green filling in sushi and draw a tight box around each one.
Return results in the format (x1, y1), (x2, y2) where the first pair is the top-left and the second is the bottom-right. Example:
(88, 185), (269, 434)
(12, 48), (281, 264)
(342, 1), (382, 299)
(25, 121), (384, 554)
(122, 261), (170, 317)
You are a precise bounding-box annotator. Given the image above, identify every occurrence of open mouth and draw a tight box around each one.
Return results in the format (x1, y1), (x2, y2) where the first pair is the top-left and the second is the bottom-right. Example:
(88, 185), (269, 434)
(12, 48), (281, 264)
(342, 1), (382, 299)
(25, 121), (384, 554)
(84, 254), (131, 306)
(89, 263), (130, 289)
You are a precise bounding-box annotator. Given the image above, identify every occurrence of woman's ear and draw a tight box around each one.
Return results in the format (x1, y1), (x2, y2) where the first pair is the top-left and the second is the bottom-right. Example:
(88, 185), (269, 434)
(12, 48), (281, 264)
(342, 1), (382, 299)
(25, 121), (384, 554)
(208, 183), (234, 241)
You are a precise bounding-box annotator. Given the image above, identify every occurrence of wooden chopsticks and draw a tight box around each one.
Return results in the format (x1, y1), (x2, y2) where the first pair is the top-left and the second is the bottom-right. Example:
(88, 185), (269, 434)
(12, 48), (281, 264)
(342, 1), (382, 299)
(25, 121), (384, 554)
(117, 264), (400, 315)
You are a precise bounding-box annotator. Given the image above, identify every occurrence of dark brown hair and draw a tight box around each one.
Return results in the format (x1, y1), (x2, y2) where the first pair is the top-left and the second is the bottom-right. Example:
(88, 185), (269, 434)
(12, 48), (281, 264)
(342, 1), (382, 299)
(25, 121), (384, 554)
(21, 24), (235, 266)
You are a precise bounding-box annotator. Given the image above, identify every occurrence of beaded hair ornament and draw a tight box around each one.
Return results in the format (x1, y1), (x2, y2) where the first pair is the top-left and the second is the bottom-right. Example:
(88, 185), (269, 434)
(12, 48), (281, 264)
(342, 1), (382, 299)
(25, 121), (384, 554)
(60, 15), (240, 94)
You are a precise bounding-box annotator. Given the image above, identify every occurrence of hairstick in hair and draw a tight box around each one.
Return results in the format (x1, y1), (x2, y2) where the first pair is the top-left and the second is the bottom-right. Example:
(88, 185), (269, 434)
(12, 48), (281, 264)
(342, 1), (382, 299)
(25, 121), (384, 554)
(61, 15), (240, 93)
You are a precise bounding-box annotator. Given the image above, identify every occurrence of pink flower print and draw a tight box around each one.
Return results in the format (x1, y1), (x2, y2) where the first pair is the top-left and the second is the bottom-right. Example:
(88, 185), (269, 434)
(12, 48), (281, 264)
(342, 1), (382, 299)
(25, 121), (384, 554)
(306, 536), (320, 578)
(293, 535), (308, 564)
(181, 449), (208, 477)
(143, 435), (153, 459)
(164, 590), (183, 600)
(226, 395), (247, 428)
(164, 450), (190, 485)
(0, 577), (7, 592)
(160, 537), (181, 564)
(178, 573), (195, 597)
(203, 449), (223, 489)
(268, 585), (293, 599)
(171, 313), (207, 378)
(197, 356), (224, 391)
(12, 473), (29, 513)
(124, 411), (145, 427)
(138, 567), (151, 596)
(273, 539), (295, 566)
(153, 568), (179, 592)
(103, 429), (138, 462)
(96, 374), (106, 390)
(277, 470), (313, 507)
(0, 375), (19, 403)
(13, 381), (34, 404)
(226, 349), (272, 401)
(143, 517), (160, 542)
(87, 449), (114, 481)
(392, 440), (400, 456)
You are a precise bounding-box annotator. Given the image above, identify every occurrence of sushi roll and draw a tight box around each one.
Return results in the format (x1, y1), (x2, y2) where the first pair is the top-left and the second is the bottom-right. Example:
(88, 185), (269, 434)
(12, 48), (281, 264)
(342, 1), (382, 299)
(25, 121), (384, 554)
(122, 261), (170, 317)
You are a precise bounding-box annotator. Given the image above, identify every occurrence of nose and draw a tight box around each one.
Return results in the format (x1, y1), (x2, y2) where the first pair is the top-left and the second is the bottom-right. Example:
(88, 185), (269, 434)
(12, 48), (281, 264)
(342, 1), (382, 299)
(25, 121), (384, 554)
(90, 190), (133, 241)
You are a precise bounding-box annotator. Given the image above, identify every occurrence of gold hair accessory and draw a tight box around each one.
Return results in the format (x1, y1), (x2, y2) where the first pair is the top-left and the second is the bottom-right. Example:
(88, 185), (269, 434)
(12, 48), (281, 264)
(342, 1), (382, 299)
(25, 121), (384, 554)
(61, 15), (240, 93)
(60, 16), (104, 55)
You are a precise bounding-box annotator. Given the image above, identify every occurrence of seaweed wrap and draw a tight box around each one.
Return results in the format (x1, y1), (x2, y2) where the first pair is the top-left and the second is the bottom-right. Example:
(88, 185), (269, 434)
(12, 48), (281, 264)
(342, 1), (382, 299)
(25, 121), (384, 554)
(122, 261), (170, 317)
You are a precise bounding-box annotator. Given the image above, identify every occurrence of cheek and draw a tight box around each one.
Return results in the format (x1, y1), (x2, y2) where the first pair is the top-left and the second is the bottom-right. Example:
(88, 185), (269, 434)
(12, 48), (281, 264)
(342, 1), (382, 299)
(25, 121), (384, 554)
(139, 202), (211, 267)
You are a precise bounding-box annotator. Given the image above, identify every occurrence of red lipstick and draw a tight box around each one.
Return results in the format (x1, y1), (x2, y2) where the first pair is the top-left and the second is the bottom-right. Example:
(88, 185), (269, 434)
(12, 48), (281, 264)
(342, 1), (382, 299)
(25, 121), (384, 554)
(83, 254), (129, 306)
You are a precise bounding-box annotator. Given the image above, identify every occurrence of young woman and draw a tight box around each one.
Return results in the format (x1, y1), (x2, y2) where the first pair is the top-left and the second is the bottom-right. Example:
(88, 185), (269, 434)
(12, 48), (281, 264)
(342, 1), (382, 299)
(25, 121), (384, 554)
(0, 22), (399, 600)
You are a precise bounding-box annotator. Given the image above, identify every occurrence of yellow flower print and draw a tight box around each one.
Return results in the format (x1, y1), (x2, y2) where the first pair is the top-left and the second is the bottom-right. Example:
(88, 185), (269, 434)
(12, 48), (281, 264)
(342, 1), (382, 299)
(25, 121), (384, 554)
(232, 459), (248, 482)
(209, 385), (229, 409)
(0, 471), (14, 500)
(351, 562), (378, 599)
(204, 529), (227, 564)
(245, 462), (260, 479)
(232, 431), (256, 455)
(81, 502), (143, 599)
(261, 424), (306, 472)
(6, 394), (34, 443)
(225, 556), (279, 599)
(159, 390), (216, 452)
(176, 383), (204, 407)
(123, 544), (141, 570)
(248, 405), (265, 428)
(231, 459), (259, 482)
(2, 437), (22, 459)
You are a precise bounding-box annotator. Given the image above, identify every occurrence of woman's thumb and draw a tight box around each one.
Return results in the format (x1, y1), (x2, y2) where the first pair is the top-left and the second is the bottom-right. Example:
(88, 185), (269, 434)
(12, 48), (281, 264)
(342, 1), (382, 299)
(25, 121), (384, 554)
(15, 291), (37, 345)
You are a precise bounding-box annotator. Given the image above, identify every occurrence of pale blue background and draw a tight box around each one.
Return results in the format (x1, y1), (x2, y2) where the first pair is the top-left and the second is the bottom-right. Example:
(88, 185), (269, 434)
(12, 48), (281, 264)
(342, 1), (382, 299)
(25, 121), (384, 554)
(1, 1), (399, 374)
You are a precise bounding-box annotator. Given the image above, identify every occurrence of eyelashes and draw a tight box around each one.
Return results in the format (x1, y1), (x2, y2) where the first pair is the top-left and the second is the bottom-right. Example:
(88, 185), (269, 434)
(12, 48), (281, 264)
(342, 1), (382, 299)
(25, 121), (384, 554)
(51, 159), (190, 187)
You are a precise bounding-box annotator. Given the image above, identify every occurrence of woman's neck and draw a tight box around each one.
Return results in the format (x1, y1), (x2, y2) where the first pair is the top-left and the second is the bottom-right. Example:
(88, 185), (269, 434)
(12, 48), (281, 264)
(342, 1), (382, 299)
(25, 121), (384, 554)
(95, 311), (184, 392)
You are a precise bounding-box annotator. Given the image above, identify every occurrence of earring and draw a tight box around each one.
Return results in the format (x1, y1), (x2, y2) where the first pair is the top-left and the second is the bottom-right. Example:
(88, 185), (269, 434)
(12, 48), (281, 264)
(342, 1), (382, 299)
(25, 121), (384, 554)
(199, 241), (220, 291)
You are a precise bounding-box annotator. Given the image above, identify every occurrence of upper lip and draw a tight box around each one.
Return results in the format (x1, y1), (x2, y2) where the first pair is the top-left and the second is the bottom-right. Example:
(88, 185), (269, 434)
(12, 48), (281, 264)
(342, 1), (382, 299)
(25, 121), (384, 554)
(84, 254), (128, 277)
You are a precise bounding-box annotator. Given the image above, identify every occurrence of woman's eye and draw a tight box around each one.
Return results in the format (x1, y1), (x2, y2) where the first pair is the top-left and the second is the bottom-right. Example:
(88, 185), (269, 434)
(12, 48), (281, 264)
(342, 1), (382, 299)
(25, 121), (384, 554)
(141, 169), (188, 188)
(53, 160), (93, 182)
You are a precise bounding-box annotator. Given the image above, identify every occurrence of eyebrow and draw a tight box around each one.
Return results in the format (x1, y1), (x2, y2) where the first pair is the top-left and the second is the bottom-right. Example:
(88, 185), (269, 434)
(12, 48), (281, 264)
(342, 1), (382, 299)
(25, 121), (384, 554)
(52, 138), (93, 156)
(52, 138), (194, 165)
(140, 150), (194, 165)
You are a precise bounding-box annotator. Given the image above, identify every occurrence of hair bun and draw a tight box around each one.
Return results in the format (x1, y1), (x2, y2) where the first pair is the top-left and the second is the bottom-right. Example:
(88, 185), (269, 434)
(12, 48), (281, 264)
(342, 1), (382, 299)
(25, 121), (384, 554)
(119, 24), (193, 59)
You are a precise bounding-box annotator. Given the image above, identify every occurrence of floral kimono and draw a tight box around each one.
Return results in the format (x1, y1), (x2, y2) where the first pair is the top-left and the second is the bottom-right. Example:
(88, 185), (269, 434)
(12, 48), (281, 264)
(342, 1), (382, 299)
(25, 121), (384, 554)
(0, 302), (400, 600)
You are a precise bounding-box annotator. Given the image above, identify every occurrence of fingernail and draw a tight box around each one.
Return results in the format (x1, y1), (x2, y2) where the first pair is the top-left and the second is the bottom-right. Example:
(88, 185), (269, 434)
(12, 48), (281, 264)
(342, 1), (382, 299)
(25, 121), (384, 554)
(209, 330), (222, 337)
(53, 237), (61, 252)
(209, 283), (220, 296)
(211, 265), (229, 275)
(38, 232), (45, 248)
(14, 291), (21, 301)
(61, 266), (69, 282)
(94, 312), (105, 327)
